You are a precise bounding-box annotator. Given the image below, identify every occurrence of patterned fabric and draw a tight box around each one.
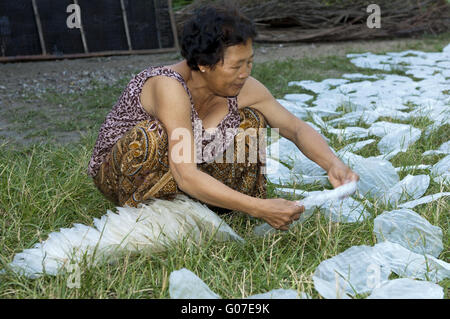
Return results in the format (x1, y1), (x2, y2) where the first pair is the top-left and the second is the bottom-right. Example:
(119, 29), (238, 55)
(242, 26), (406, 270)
(193, 97), (241, 164)
(92, 107), (267, 211)
(88, 66), (240, 177)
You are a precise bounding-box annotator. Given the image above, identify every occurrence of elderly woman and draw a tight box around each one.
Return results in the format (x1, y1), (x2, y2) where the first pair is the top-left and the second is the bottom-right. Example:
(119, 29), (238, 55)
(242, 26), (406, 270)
(88, 4), (358, 231)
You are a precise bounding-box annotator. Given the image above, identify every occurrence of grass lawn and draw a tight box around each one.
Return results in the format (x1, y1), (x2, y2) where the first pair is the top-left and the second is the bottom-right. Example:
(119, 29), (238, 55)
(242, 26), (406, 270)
(0, 35), (448, 298)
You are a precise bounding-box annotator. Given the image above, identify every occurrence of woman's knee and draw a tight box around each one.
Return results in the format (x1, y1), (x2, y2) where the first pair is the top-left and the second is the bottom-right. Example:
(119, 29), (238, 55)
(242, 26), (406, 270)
(113, 119), (168, 177)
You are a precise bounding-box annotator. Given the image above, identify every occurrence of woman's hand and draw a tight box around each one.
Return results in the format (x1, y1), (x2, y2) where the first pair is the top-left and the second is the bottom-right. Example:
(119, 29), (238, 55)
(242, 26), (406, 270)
(256, 198), (305, 231)
(327, 159), (359, 188)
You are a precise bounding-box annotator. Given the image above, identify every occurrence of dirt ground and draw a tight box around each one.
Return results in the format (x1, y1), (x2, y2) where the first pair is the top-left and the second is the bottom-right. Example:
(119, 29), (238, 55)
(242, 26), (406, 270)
(0, 37), (447, 146)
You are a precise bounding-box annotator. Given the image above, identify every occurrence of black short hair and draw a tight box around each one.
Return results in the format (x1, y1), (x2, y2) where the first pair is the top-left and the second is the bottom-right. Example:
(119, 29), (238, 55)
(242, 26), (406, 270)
(180, 3), (257, 71)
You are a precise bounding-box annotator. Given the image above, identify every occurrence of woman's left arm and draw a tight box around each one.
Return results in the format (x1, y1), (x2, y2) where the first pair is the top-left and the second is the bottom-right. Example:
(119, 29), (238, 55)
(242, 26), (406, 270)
(239, 77), (359, 188)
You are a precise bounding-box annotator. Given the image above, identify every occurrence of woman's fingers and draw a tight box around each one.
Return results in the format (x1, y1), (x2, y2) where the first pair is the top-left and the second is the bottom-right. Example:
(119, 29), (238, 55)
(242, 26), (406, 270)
(263, 198), (306, 230)
(285, 202), (304, 225)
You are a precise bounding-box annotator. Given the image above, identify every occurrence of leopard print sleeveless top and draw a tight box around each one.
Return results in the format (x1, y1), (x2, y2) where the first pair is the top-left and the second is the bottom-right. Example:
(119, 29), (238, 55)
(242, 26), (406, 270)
(88, 66), (241, 177)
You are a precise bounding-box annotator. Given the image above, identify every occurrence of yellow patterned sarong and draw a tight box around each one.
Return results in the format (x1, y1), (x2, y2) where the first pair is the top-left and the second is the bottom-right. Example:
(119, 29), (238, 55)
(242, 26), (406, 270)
(92, 107), (267, 213)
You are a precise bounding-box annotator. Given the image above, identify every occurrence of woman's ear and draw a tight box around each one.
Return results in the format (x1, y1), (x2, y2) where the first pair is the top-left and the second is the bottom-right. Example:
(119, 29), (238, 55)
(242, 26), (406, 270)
(198, 63), (217, 73)
(198, 65), (211, 73)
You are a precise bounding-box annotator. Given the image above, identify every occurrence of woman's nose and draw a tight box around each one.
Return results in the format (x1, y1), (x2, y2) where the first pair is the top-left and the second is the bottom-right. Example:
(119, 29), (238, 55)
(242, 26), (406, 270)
(239, 65), (251, 79)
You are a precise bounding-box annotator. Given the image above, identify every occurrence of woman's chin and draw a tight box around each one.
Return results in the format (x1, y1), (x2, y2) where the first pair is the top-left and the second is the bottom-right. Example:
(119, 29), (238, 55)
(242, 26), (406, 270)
(231, 87), (243, 96)
(217, 87), (241, 97)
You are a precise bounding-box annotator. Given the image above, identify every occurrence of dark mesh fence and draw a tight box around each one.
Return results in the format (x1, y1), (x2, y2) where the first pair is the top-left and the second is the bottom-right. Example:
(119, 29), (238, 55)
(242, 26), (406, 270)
(78, 0), (128, 52)
(126, 0), (160, 50)
(0, 1), (41, 56)
(0, 0), (177, 59)
(154, 0), (175, 49)
(39, 0), (84, 55)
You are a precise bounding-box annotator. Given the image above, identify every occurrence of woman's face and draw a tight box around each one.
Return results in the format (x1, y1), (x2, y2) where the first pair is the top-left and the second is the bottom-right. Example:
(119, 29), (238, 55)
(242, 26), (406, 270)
(201, 39), (254, 97)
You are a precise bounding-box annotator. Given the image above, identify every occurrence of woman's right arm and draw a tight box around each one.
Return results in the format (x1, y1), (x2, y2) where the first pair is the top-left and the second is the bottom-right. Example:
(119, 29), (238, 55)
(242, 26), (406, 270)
(151, 77), (304, 230)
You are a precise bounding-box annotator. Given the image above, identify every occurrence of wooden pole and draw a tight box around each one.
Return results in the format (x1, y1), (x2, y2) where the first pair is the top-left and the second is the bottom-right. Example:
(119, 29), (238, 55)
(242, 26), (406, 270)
(120, 0), (133, 50)
(153, 0), (162, 48)
(0, 47), (178, 63)
(31, 0), (47, 55)
(73, 0), (89, 53)
(168, 0), (180, 51)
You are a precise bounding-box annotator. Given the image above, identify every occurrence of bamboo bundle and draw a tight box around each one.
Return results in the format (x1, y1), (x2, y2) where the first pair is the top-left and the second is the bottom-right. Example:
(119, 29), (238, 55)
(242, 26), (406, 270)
(175, 0), (450, 43)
